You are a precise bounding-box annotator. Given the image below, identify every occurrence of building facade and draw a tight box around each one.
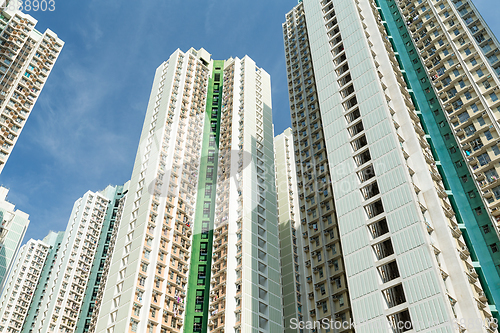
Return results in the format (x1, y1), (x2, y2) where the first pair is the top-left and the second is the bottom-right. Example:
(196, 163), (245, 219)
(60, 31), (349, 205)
(0, 239), (49, 333)
(25, 186), (123, 333)
(20, 231), (65, 333)
(76, 183), (129, 333)
(94, 48), (282, 333)
(283, 0), (497, 331)
(85, 184), (129, 333)
(0, 186), (29, 292)
(391, 0), (500, 309)
(274, 128), (304, 333)
(0, 4), (63, 173)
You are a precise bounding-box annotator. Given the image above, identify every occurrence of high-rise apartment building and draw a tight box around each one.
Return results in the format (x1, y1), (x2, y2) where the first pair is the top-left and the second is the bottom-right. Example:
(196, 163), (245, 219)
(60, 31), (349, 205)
(95, 48), (282, 333)
(76, 183), (129, 333)
(0, 4), (63, 173)
(388, 0), (500, 308)
(274, 128), (304, 333)
(283, 0), (498, 331)
(0, 186), (29, 293)
(21, 231), (65, 333)
(84, 183), (129, 333)
(0, 239), (50, 333)
(25, 185), (125, 333)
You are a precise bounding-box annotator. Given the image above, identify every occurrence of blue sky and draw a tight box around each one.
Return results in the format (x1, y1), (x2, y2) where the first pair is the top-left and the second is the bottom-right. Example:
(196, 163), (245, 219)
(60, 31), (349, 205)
(1, 0), (499, 243)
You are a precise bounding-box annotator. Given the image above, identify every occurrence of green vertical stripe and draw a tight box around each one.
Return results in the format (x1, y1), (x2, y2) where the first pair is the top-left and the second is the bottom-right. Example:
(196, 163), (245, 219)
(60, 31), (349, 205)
(184, 60), (224, 333)
(377, 0), (500, 318)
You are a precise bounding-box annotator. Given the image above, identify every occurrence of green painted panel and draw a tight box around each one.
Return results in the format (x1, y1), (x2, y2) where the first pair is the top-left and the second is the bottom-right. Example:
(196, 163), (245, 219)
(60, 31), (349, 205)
(377, 0), (500, 316)
(184, 61), (224, 333)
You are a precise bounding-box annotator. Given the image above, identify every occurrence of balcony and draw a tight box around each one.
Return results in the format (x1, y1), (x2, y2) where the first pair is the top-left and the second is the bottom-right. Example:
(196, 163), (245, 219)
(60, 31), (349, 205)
(365, 199), (384, 219)
(368, 218), (389, 239)
(458, 245), (470, 260)
(378, 260), (400, 284)
(382, 284), (406, 308)
(373, 238), (394, 261)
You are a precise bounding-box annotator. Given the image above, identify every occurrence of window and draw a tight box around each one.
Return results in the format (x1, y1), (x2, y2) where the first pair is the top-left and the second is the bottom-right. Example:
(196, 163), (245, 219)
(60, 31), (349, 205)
(205, 184), (212, 197)
(207, 150), (215, 162)
(449, 88), (459, 99)
(465, 48), (471, 55)
(490, 93), (498, 102)
(484, 80), (491, 89)
(465, 124), (476, 136)
(477, 152), (491, 166)
(477, 69), (484, 77)
(477, 117), (485, 126)
(131, 320), (138, 332)
(458, 112), (470, 123)
(491, 244), (498, 253)
(471, 58), (477, 66)
(483, 225), (490, 234)
(485, 168), (498, 182)
(453, 29), (460, 36)
(203, 201), (211, 217)
(320, 284), (325, 295)
(471, 103), (479, 112)
(339, 295), (345, 307)
(493, 185), (500, 200)
(492, 145), (500, 155)
(488, 55), (499, 65)
(485, 130), (493, 140)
